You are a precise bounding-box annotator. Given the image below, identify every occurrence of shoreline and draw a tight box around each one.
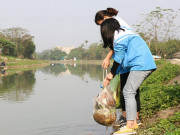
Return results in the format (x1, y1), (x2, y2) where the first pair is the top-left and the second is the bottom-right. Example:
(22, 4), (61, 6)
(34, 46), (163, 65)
(2, 57), (180, 70)
(7, 63), (50, 69)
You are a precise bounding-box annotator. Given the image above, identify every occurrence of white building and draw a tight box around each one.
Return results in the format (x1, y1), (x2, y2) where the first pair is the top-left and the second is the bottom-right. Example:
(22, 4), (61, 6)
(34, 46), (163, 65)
(55, 46), (75, 54)
(73, 57), (76, 61)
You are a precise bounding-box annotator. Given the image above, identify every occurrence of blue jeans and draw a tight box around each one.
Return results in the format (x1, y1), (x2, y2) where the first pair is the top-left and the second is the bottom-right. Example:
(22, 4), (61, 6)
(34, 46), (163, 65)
(123, 70), (152, 120)
(120, 72), (141, 112)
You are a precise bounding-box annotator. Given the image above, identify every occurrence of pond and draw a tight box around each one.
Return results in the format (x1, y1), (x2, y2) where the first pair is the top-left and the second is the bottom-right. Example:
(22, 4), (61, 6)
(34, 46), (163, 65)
(0, 64), (115, 135)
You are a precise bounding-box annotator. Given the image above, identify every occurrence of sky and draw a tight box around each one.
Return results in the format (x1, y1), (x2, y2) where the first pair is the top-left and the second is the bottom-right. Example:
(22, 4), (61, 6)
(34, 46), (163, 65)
(0, 0), (179, 52)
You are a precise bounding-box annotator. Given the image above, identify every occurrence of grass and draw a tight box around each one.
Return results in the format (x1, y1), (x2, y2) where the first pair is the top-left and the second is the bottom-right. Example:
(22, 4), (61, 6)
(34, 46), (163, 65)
(137, 111), (180, 135)
(0, 55), (50, 78)
(0, 55), (49, 67)
(135, 60), (180, 134)
(139, 60), (180, 119)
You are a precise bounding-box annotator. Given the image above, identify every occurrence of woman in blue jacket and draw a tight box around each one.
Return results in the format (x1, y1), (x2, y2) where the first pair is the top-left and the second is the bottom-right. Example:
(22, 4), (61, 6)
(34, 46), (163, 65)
(101, 18), (156, 134)
(95, 8), (141, 126)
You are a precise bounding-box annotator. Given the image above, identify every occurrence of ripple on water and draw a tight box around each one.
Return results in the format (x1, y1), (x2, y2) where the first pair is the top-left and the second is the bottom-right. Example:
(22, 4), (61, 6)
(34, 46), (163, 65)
(34, 123), (110, 135)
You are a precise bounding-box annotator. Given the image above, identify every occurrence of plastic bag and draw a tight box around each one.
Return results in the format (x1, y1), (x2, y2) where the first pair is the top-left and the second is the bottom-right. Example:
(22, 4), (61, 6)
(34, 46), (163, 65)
(109, 74), (121, 109)
(93, 87), (116, 126)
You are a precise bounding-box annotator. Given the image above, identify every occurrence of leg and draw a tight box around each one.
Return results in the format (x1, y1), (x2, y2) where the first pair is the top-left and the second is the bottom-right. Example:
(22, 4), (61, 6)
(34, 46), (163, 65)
(120, 72), (141, 119)
(136, 88), (141, 120)
(123, 70), (152, 128)
(120, 72), (129, 118)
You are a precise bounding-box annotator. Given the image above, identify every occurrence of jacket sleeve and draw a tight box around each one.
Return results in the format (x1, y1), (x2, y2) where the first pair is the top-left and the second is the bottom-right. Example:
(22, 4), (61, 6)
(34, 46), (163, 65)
(111, 60), (120, 76)
(112, 43), (126, 64)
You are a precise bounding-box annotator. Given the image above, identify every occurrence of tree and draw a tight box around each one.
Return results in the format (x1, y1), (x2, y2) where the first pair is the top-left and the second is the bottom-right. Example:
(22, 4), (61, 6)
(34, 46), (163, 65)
(36, 49), (67, 60)
(41, 50), (51, 60)
(0, 27), (35, 58)
(84, 40), (89, 60)
(84, 40), (89, 49)
(67, 45), (85, 60)
(50, 49), (67, 60)
(160, 39), (180, 59)
(134, 7), (180, 55)
(23, 39), (36, 59)
(0, 38), (16, 56)
(88, 43), (99, 60)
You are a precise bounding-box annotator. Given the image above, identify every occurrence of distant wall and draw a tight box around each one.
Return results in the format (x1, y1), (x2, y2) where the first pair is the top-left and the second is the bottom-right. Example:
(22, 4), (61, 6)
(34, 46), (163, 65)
(173, 51), (180, 59)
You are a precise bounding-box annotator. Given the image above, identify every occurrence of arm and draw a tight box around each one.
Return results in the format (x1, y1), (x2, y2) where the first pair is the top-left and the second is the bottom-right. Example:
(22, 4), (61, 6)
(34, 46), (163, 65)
(112, 43), (126, 64)
(102, 49), (114, 69)
(104, 43), (126, 87)
(103, 60), (120, 87)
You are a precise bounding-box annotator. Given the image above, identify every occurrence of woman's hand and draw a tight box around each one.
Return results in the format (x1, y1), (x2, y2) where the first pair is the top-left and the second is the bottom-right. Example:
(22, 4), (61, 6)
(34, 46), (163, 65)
(103, 72), (113, 87)
(102, 50), (114, 69)
(102, 58), (110, 69)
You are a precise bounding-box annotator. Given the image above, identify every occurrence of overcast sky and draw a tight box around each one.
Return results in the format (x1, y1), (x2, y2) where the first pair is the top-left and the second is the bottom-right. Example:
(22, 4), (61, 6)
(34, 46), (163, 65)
(0, 0), (179, 52)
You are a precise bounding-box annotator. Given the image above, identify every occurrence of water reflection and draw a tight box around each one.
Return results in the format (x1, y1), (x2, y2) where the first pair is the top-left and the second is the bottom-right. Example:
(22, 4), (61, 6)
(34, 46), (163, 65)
(0, 66), (7, 76)
(1, 69), (6, 75)
(0, 63), (108, 102)
(39, 63), (109, 81)
(0, 64), (112, 135)
(40, 64), (67, 76)
(0, 70), (36, 102)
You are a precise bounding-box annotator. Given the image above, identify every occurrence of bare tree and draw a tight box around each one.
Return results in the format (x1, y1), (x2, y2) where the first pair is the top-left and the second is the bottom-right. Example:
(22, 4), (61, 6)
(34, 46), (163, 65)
(134, 7), (180, 55)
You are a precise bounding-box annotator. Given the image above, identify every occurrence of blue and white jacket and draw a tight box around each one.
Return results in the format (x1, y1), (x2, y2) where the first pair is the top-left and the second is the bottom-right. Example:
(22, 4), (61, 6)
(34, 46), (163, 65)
(114, 16), (131, 29)
(113, 16), (131, 74)
(112, 28), (156, 71)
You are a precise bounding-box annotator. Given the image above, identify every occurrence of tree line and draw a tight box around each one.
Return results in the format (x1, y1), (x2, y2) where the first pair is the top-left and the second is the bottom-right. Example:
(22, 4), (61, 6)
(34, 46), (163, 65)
(36, 41), (110, 60)
(36, 49), (67, 60)
(37, 7), (180, 60)
(0, 7), (180, 60)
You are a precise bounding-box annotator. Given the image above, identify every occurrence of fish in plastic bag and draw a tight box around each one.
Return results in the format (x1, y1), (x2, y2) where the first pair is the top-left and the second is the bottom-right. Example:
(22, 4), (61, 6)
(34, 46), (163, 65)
(93, 87), (116, 126)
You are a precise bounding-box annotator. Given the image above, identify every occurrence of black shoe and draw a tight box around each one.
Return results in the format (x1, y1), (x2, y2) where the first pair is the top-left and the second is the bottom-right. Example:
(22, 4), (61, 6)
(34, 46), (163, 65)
(137, 119), (142, 125)
(114, 116), (141, 127)
(118, 116), (127, 126)
(112, 116), (126, 130)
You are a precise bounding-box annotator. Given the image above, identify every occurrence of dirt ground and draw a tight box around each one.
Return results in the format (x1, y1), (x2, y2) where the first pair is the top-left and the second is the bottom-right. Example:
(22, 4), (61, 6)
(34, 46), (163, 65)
(169, 58), (180, 65)
(168, 74), (180, 85)
(168, 59), (180, 85)
(138, 104), (180, 132)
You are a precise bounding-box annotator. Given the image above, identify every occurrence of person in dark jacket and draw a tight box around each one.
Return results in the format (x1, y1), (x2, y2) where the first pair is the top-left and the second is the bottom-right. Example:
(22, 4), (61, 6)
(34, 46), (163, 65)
(1, 61), (6, 67)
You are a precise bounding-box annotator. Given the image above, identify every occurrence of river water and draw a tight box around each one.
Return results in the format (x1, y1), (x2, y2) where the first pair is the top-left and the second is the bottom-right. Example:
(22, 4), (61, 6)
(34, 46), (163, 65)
(0, 64), (114, 135)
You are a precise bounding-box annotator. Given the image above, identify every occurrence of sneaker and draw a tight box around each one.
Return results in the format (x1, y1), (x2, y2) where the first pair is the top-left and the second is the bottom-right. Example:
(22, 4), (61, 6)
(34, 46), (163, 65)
(113, 125), (138, 135)
(118, 116), (127, 126)
(114, 116), (141, 127)
(119, 117), (142, 126)
(137, 119), (142, 125)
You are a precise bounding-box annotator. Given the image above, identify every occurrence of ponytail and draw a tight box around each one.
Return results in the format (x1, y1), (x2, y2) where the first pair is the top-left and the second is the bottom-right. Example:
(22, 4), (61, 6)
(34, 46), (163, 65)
(107, 8), (118, 16)
(95, 7), (119, 25)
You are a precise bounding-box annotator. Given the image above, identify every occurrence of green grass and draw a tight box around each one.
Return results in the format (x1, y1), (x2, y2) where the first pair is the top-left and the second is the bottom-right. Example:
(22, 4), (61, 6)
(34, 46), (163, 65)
(0, 56), (50, 78)
(138, 60), (180, 120)
(138, 60), (180, 135)
(0, 55), (49, 67)
(137, 111), (180, 135)
(140, 84), (180, 119)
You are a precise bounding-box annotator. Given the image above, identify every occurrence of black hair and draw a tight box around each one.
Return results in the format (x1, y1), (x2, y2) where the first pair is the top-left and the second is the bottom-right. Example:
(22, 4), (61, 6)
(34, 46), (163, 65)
(94, 8), (119, 25)
(100, 18), (124, 49)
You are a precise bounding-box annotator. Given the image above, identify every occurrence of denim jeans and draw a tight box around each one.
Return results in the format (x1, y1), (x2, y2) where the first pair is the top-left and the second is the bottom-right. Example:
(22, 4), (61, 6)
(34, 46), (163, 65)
(120, 72), (141, 112)
(123, 70), (152, 120)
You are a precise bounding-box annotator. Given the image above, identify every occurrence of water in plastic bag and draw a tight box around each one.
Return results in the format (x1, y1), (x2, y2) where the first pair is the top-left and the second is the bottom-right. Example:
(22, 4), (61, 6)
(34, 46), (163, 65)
(93, 87), (116, 126)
